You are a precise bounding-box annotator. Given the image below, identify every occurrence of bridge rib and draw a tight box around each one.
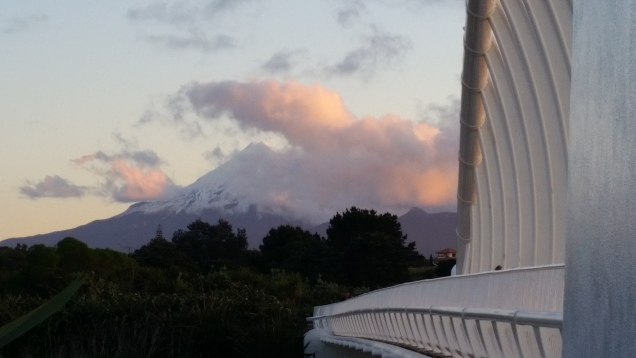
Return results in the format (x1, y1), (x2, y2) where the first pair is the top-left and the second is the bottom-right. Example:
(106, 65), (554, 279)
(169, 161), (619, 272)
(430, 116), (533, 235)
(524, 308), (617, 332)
(457, 0), (571, 274)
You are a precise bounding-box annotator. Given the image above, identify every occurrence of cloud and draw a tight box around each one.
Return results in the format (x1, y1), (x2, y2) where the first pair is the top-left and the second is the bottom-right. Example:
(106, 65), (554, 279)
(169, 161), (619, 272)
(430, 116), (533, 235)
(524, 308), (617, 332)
(168, 79), (458, 222)
(2, 14), (48, 34)
(107, 160), (177, 202)
(203, 145), (237, 165)
(202, 0), (256, 16)
(73, 147), (179, 203)
(146, 30), (235, 52)
(127, 2), (193, 25)
(325, 26), (412, 78)
(261, 49), (303, 75)
(20, 175), (86, 199)
(335, 1), (365, 27)
(183, 80), (356, 149)
(127, 0), (252, 52)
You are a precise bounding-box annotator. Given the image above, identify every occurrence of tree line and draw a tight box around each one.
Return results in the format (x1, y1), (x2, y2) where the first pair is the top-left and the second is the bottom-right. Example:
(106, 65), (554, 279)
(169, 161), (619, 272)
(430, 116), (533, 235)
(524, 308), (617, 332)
(0, 206), (437, 357)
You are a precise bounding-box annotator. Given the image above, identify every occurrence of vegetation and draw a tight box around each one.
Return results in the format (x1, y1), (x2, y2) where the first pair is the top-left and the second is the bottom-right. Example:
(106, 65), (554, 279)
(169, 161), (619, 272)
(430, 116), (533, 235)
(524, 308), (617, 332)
(0, 207), (438, 357)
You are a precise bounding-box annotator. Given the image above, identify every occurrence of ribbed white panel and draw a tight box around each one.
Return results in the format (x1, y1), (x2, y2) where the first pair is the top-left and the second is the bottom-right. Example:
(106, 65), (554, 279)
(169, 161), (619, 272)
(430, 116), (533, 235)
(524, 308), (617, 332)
(458, 0), (571, 274)
(315, 265), (564, 317)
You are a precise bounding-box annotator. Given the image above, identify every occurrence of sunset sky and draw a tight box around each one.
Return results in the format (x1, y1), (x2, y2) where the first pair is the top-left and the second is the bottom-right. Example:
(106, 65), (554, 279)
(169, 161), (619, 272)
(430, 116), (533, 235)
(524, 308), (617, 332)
(1, 0), (465, 241)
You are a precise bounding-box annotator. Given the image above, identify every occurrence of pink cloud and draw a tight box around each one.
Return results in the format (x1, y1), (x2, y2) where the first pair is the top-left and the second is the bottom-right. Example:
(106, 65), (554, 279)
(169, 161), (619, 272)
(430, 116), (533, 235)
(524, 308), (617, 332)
(72, 149), (178, 203)
(109, 160), (175, 201)
(174, 80), (459, 220)
(185, 80), (356, 149)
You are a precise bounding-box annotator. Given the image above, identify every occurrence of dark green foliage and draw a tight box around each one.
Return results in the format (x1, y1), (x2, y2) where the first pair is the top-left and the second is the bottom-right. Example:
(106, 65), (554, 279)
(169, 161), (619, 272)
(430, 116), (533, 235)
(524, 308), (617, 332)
(171, 219), (249, 271)
(1, 280), (306, 358)
(0, 278), (82, 351)
(23, 244), (61, 295)
(326, 207), (423, 288)
(57, 237), (92, 275)
(132, 236), (195, 272)
(0, 211), (430, 357)
(0, 224), (364, 358)
(260, 225), (332, 281)
(0, 244), (27, 292)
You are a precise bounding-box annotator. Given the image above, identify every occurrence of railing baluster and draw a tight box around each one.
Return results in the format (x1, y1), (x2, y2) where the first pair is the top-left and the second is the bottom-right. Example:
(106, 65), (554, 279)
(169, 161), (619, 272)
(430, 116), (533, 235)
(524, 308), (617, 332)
(403, 311), (418, 349)
(481, 320), (504, 357)
(464, 318), (488, 358)
(393, 311), (408, 346)
(414, 312), (434, 352)
(424, 312), (443, 355)
(388, 311), (402, 345)
(308, 307), (563, 357)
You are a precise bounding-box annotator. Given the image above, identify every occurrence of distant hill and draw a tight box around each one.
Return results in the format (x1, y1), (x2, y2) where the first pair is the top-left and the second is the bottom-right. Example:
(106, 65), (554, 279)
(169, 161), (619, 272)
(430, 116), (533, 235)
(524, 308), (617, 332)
(0, 205), (306, 253)
(1, 206), (456, 256)
(397, 207), (457, 256)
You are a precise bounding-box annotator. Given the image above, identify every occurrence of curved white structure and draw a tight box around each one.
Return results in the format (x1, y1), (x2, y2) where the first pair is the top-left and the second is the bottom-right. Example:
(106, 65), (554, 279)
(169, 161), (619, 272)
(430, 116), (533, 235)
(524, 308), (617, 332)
(457, 0), (572, 274)
(305, 0), (577, 356)
(308, 265), (564, 358)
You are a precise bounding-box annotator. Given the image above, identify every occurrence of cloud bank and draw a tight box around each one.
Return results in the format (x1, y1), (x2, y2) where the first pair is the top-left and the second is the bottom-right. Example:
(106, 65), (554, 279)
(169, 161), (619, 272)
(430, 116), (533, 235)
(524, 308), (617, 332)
(126, 0), (254, 52)
(72, 148), (179, 203)
(1, 14), (48, 34)
(324, 26), (412, 78)
(169, 79), (458, 221)
(20, 175), (86, 199)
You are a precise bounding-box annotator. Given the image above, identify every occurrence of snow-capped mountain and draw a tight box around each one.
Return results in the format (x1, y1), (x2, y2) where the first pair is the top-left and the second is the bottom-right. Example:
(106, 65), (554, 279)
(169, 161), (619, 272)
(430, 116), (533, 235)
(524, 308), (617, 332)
(121, 143), (266, 217)
(122, 183), (248, 217)
(1, 143), (457, 255)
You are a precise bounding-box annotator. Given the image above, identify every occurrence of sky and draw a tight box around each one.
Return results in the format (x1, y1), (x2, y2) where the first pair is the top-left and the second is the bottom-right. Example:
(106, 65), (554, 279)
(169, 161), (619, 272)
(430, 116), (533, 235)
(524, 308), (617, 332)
(1, 0), (466, 241)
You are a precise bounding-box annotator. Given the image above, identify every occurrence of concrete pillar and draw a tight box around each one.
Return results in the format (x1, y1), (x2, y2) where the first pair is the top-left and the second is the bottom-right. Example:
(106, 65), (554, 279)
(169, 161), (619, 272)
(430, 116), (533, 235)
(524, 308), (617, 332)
(563, 1), (636, 356)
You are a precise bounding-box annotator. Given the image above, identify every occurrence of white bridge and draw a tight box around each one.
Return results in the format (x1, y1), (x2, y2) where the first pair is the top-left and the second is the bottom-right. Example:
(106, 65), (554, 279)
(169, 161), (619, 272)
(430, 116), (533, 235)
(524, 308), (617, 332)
(305, 0), (636, 356)
(307, 265), (564, 358)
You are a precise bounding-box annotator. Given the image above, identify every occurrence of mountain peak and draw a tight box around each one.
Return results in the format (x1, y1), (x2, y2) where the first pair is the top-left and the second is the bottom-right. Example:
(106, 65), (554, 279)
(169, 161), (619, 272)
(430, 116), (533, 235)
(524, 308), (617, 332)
(404, 207), (428, 216)
(119, 143), (277, 217)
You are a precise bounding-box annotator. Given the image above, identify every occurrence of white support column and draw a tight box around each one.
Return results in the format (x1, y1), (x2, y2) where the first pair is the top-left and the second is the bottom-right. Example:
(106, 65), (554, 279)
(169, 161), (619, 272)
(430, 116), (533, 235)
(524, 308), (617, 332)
(563, 1), (636, 356)
(456, 0), (495, 274)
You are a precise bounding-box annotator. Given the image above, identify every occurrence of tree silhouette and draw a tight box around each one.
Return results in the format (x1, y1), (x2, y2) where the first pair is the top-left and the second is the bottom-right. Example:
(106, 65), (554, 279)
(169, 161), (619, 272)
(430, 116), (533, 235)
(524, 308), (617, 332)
(260, 225), (332, 281)
(326, 207), (420, 288)
(171, 219), (248, 271)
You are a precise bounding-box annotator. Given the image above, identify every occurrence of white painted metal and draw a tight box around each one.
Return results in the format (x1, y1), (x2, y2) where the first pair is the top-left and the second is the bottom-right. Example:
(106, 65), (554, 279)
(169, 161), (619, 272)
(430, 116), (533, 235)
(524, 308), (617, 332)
(308, 266), (563, 357)
(306, 0), (574, 356)
(457, 0), (572, 274)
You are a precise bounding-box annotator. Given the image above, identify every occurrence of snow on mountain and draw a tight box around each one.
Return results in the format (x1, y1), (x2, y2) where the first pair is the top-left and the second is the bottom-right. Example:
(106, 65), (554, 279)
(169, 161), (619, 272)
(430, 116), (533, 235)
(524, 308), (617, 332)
(120, 143), (269, 217)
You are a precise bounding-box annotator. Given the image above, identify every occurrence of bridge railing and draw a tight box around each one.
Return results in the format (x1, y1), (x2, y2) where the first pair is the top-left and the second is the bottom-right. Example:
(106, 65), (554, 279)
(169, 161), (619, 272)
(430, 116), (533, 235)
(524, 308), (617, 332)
(308, 264), (564, 358)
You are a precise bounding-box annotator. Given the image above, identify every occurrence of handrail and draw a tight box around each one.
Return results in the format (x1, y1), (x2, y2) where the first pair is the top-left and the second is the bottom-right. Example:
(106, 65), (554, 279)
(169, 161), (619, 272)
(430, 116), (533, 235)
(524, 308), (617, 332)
(308, 306), (563, 328)
(308, 266), (564, 357)
(310, 306), (563, 357)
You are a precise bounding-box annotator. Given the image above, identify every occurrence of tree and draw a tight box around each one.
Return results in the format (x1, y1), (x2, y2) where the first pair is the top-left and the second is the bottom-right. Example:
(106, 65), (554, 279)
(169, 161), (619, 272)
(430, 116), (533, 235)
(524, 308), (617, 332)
(132, 227), (194, 271)
(259, 225), (330, 280)
(325, 207), (421, 288)
(56, 237), (91, 275)
(0, 244), (28, 293)
(23, 244), (60, 294)
(171, 219), (249, 271)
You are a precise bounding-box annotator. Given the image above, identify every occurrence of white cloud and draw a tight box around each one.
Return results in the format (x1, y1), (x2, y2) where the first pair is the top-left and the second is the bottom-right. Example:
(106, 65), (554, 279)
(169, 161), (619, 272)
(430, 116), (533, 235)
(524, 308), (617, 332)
(166, 79), (459, 221)
(325, 26), (412, 78)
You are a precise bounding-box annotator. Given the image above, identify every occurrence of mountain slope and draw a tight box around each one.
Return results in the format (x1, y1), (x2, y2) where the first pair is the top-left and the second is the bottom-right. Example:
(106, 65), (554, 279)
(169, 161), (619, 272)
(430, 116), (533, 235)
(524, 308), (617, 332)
(397, 207), (457, 256)
(2, 206), (456, 256)
(2, 143), (456, 254)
